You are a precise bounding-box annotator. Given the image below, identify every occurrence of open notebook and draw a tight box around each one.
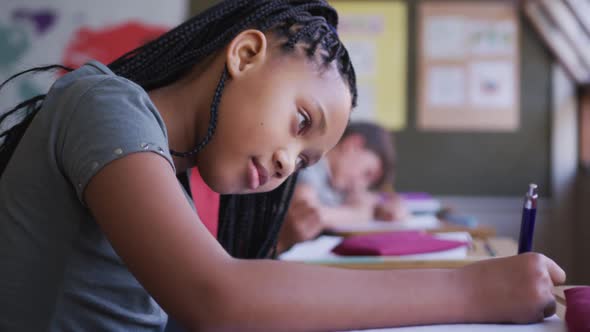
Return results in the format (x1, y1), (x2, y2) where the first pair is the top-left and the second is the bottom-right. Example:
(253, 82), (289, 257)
(345, 315), (565, 331)
(326, 215), (442, 235)
(279, 232), (471, 263)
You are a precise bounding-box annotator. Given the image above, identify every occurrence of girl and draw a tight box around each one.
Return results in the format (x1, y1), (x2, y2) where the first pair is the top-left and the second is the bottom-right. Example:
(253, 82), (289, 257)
(0, 1), (565, 331)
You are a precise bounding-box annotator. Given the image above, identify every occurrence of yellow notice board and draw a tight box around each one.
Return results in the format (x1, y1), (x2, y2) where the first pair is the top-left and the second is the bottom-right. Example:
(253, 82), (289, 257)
(331, 1), (408, 130)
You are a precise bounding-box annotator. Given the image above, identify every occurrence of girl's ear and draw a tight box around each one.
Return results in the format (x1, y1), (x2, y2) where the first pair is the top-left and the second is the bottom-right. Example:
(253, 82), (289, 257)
(225, 29), (268, 79)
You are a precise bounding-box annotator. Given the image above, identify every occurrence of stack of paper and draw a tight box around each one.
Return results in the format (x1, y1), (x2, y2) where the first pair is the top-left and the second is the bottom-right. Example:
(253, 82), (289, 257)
(327, 215), (442, 235)
(400, 193), (442, 214)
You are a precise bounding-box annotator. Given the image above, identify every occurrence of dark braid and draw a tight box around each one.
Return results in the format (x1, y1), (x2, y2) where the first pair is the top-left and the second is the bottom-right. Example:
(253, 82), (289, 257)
(0, 0), (357, 259)
(0, 65), (73, 174)
(169, 68), (227, 158)
(217, 173), (299, 258)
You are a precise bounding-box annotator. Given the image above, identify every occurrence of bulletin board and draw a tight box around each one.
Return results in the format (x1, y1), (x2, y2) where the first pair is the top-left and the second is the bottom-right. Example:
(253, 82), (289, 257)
(416, 1), (520, 132)
(331, 1), (408, 131)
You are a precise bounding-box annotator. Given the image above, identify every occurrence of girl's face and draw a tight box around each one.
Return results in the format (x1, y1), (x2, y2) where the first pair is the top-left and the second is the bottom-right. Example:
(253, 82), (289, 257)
(331, 145), (383, 194)
(196, 32), (351, 194)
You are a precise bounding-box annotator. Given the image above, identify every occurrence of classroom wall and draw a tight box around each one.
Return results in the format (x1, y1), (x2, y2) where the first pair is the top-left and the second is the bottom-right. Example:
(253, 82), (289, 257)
(190, 0), (219, 15)
(395, 1), (553, 197)
(576, 169), (590, 283)
(547, 65), (577, 282)
(575, 92), (590, 283)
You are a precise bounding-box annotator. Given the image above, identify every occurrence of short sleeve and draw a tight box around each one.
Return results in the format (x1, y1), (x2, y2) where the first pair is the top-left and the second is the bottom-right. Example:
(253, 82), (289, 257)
(57, 77), (175, 203)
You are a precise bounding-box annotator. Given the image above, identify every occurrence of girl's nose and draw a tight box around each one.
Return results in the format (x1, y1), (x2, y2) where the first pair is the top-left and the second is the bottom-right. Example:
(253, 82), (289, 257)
(272, 149), (294, 179)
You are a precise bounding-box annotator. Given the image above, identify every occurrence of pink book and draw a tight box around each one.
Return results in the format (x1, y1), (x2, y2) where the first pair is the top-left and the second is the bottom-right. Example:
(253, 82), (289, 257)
(565, 286), (590, 332)
(332, 231), (468, 256)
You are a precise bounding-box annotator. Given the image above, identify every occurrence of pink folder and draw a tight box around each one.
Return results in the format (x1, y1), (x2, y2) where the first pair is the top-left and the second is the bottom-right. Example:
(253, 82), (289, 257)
(332, 231), (468, 256)
(565, 286), (590, 332)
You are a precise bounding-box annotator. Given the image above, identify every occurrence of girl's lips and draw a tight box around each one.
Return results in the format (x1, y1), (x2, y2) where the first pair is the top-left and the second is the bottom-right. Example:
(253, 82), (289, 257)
(248, 158), (259, 190)
(248, 157), (269, 190)
(252, 157), (269, 187)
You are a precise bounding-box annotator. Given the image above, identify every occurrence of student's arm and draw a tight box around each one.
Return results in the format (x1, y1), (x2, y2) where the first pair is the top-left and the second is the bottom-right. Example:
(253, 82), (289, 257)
(276, 185), (390, 252)
(287, 184), (375, 229)
(276, 186), (323, 253)
(322, 191), (409, 225)
(320, 189), (378, 227)
(373, 192), (410, 221)
(319, 205), (373, 227)
(86, 153), (565, 332)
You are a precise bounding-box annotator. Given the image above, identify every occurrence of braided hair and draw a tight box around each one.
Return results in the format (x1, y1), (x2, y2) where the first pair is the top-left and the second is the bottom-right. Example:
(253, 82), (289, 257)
(0, 0), (357, 259)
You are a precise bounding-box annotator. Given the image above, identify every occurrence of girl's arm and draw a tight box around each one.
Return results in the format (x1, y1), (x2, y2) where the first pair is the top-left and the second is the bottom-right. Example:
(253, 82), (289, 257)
(319, 204), (374, 227)
(85, 153), (565, 331)
(284, 184), (375, 229)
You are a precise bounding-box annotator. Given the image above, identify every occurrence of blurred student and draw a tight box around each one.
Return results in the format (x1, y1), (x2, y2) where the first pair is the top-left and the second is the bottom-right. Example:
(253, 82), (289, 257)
(277, 122), (408, 252)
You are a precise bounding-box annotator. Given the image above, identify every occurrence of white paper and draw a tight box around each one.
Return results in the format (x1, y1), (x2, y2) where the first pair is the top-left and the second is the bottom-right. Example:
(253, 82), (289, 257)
(339, 14), (385, 36)
(401, 199), (442, 214)
(340, 37), (378, 124)
(424, 17), (467, 59)
(349, 82), (377, 123)
(279, 232), (471, 262)
(279, 236), (343, 261)
(327, 215), (442, 234)
(426, 66), (466, 107)
(469, 19), (516, 56)
(347, 315), (565, 332)
(342, 38), (377, 77)
(468, 61), (515, 109)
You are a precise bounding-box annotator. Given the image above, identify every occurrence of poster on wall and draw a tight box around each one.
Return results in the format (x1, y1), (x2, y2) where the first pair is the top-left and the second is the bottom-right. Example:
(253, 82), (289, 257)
(331, 1), (408, 131)
(417, 1), (520, 132)
(0, 0), (187, 121)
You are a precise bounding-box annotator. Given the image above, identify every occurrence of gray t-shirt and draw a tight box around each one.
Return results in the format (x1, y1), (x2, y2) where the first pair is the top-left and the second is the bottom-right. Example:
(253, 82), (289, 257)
(297, 158), (344, 206)
(0, 61), (178, 331)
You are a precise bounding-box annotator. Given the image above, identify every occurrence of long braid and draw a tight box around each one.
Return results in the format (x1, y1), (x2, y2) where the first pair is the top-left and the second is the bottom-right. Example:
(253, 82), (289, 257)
(170, 67), (227, 158)
(0, 65), (73, 174)
(0, 0), (357, 259)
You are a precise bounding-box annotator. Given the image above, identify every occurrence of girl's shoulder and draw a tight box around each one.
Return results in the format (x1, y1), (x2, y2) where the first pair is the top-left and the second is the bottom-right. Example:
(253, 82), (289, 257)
(40, 61), (175, 203)
(43, 60), (162, 133)
(48, 60), (146, 109)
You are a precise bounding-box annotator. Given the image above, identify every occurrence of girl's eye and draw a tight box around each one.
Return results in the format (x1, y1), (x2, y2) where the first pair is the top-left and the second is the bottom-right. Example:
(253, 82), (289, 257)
(297, 109), (311, 135)
(296, 154), (309, 171)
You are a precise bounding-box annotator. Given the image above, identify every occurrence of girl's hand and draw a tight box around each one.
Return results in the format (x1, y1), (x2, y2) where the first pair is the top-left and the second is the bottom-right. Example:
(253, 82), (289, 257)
(373, 193), (409, 221)
(459, 253), (566, 324)
(277, 198), (323, 253)
(344, 191), (378, 221)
